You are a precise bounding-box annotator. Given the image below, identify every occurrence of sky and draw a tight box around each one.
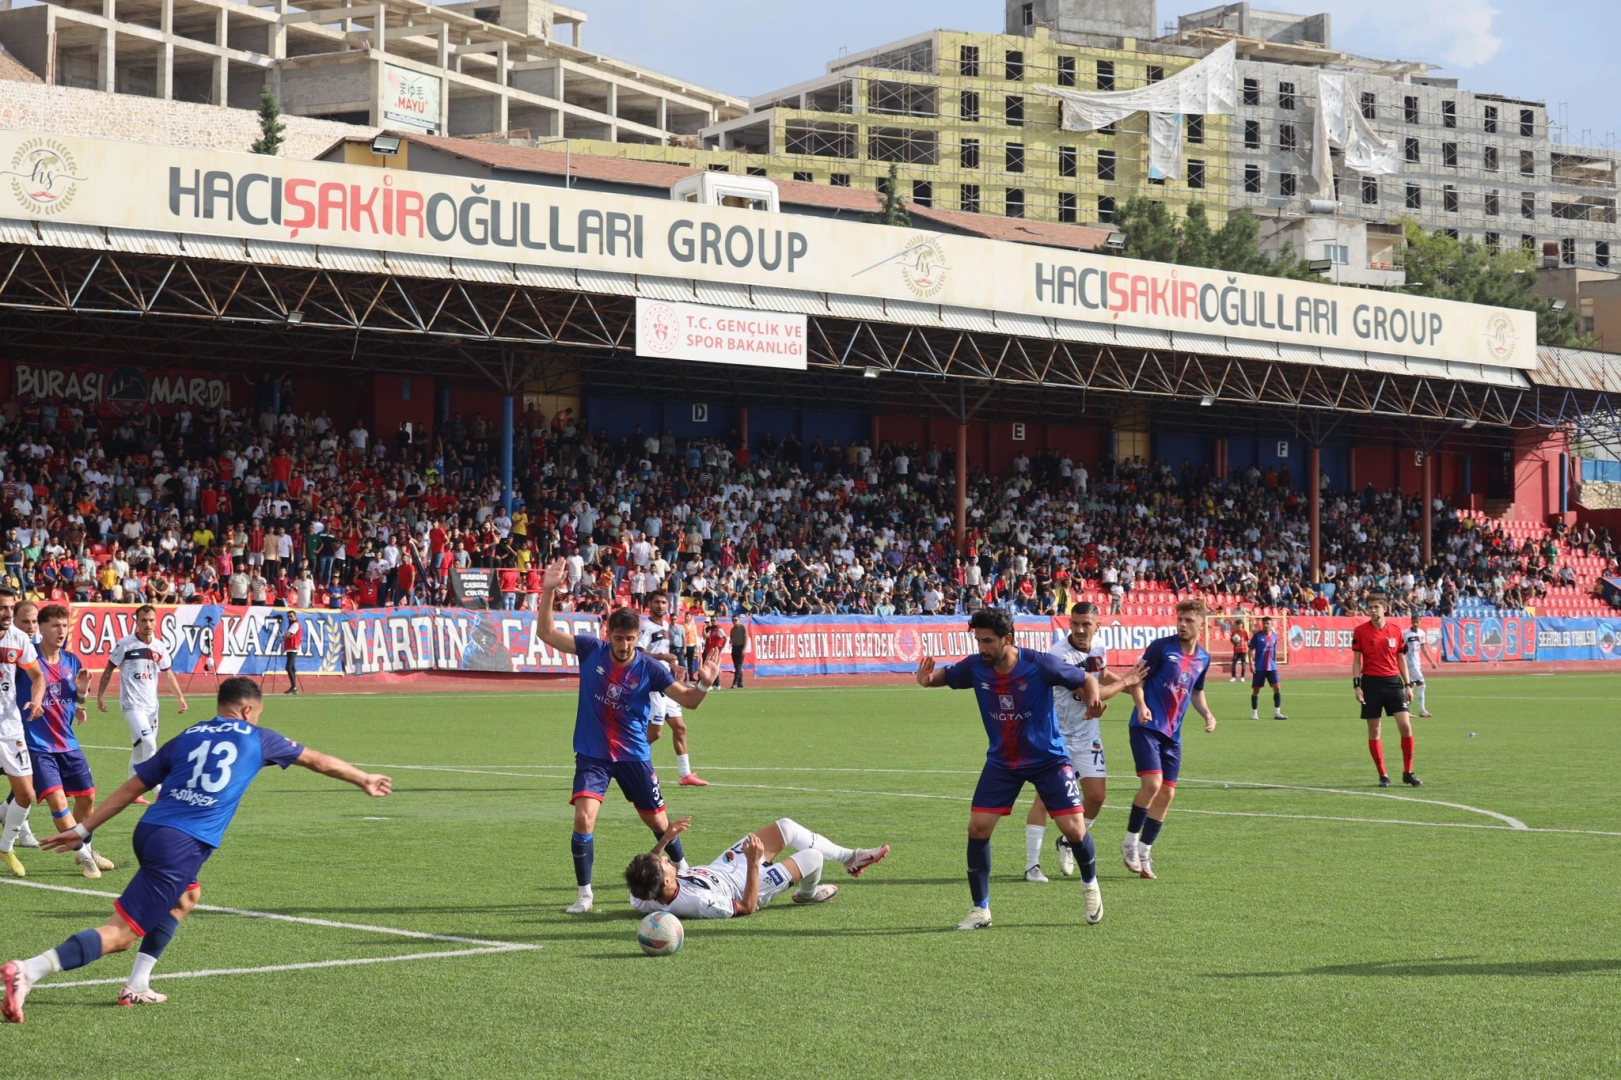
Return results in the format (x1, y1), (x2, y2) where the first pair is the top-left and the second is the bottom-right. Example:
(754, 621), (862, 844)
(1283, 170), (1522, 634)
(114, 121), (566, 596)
(576, 0), (1621, 148)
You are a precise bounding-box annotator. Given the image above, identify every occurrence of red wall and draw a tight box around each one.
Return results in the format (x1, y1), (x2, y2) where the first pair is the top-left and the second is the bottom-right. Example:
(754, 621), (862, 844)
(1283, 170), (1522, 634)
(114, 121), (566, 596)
(1510, 429), (1571, 521)
(878, 414), (1105, 475)
(372, 375), (435, 444)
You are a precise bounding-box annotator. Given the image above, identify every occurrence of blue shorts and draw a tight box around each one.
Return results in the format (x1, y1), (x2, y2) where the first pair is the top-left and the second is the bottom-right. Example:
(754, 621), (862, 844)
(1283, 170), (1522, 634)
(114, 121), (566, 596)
(31, 748), (95, 800)
(571, 755), (665, 814)
(114, 822), (213, 936)
(970, 759), (1085, 817)
(1129, 726), (1183, 785)
(1251, 669), (1280, 689)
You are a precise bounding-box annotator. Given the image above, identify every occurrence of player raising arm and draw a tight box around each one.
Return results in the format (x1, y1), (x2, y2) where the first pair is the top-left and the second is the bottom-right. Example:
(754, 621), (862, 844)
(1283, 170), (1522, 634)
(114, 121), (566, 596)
(625, 815), (889, 919)
(1352, 595), (1422, 788)
(916, 608), (1130, 931)
(535, 560), (720, 915)
(1121, 599), (1217, 881)
(1402, 614), (1439, 719)
(2, 677), (389, 1021)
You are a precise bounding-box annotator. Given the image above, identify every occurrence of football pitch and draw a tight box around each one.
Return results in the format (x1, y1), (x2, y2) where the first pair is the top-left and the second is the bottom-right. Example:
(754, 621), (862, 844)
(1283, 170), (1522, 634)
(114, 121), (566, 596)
(3, 674), (1619, 1078)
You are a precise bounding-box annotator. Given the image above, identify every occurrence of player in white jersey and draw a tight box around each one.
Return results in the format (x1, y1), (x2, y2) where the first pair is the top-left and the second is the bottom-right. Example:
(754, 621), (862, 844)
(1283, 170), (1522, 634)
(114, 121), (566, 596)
(0, 587), (47, 878)
(1402, 614), (1439, 718)
(639, 591), (706, 787)
(95, 605), (188, 803)
(1024, 601), (1135, 882)
(625, 815), (890, 920)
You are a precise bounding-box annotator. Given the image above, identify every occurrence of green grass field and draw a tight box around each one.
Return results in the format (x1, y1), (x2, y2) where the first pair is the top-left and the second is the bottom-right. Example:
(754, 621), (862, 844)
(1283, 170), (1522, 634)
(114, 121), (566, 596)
(2, 673), (1620, 1078)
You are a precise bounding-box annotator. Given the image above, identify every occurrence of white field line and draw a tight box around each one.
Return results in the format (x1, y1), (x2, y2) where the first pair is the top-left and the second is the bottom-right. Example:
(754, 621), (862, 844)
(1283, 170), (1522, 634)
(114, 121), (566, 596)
(35, 947), (530, 990)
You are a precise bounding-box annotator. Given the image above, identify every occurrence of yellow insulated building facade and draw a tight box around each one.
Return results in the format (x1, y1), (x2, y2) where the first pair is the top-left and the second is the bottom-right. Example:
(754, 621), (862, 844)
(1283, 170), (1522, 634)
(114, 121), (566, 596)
(561, 28), (1228, 228)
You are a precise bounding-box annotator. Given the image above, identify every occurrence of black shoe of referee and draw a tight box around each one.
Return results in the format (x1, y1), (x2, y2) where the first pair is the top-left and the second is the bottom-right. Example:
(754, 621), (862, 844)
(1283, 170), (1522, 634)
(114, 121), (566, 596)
(1377, 774), (1392, 788)
(1402, 771), (1423, 787)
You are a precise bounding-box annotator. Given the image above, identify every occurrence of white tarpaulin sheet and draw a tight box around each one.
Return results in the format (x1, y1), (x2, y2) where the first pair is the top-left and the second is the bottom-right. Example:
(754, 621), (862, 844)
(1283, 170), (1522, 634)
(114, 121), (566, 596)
(1040, 41), (1238, 132)
(1148, 111), (1185, 181)
(1312, 71), (1401, 192)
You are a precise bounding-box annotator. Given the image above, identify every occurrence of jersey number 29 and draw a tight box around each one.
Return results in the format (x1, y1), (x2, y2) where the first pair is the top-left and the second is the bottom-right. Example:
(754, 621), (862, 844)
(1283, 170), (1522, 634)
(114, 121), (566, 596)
(185, 740), (238, 793)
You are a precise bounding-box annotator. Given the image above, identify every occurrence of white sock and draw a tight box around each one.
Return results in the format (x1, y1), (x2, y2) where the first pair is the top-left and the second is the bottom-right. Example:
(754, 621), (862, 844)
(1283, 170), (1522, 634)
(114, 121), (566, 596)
(1138, 842), (1153, 858)
(1083, 815), (1098, 834)
(76, 845), (95, 866)
(791, 849), (825, 897)
(774, 818), (853, 864)
(676, 754), (692, 778)
(577, 884), (593, 899)
(127, 952), (158, 992)
(1025, 824), (1045, 869)
(18, 808), (34, 839)
(1417, 684), (1427, 712)
(23, 949), (61, 985)
(0, 800), (28, 852)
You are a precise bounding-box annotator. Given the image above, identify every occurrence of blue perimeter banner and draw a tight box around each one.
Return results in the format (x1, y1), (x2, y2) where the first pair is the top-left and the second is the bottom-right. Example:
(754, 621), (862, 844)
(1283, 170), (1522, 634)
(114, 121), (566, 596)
(1442, 615), (1537, 663)
(1529, 617), (1621, 662)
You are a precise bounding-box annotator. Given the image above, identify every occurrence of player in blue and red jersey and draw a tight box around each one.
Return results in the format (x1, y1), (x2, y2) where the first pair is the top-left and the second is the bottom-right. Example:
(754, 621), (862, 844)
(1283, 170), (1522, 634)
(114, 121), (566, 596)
(1248, 615), (1287, 721)
(2, 677), (390, 1022)
(1122, 599), (1218, 881)
(535, 559), (721, 915)
(916, 608), (1140, 931)
(15, 603), (115, 879)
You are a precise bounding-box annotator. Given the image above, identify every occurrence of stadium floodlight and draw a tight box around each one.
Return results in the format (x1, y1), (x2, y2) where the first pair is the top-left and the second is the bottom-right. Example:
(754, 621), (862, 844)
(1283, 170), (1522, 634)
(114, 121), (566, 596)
(1104, 232), (1126, 250)
(1307, 260), (1335, 275)
(371, 134), (403, 156)
(285, 310), (304, 325)
(1199, 394), (1215, 407)
(1551, 299), (1568, 312)
(1462, 417), (1478, 429)
(862, 366), (881, 379)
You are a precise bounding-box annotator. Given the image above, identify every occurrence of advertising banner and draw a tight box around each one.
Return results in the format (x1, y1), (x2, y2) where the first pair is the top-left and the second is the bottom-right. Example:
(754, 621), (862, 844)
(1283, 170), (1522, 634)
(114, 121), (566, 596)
(635, 298), (808, 370)
(383, 64), (442, 134)
(15, 362), (234, 416)
(339, 607), (604, 674)
(1443, 614), (1538, 663)
(447, 569), (496, 609)
(69, 604), (345, 675)
(1529, 616), (1621, 662)
(0, 132), (1537, 369)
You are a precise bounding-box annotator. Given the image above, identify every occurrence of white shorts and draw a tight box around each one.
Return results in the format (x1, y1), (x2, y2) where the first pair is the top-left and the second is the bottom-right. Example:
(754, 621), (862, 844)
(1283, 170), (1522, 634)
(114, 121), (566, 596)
(123, 709), (160, 744)
(1, 737), (31, 778)
(648, 692), (682, 726)
(706, 836), (795, 910)
(1404, 660), (1425, 685)
(1058, 719), (1107, 780)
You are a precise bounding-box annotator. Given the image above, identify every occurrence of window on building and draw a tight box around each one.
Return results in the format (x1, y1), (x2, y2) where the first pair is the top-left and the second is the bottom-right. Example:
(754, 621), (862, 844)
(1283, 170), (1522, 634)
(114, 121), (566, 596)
(1522, 234), (1537, 252)
(1098, 195), (1116, 223)
(1405, 137), (1420, 163)
(1440, 229), (1459, 240)
(1404, 96), (1420, 124)
(745, 167), (767, 177)
(1006, 143), (1025, 173)
(1522, 192), (1535, 218)
(1006, 188), (1025, 218)
(1279, 172), (1297, 197)
(1360, 92), (1376, 120)
(961, 138), (980, 168)
(1521, 149), (1535, 176)
(830, 173), (850, 187)
(1443, 142), (1458, 168)
(1021, 2), (1033, 26)
(1278, 82), (1296, 109)
(961, 184), (980, 213)
(1245, 163), (1263, 194)
(1444, 185), (1460, 212)
(708, 164), (731, 173)
(1188, 160), (1205, 189)
(1096, 60), (1115, 91)
(1058, 192), (1077, 222)
(1562, 237), (1576, 265)
(1485, 190), (1499, 216)
(1098, 149), (1117, 181)
(876, 174), (892, 196)
(1323, 243), (1349, 264)
(1280, 124), (1297, 151)
(960, 90), (980, 122)
(793, 170), (813, 182)
(1244, 119), (1261, 149)
(1406, 182), (1422, 210)
(1484, 146), (1499, 171)
(1362, 176), (1379, 205)
(1485, 232), (1500, 253)
(1520, 108), (1535, 137)
(1057, 56), (1076, 88)
(1058, 145), (1077, 178)
(1006, 95), (1024, 126)
(1141, 65), (1161, 86)
(1099, 121), (1116, 136)
(912, 181), (933, 207)
(1599, 240), (1612, 268)
(1187, 114), (1204, 144)
(959, 45), (980, 77)
(1484, 105), (1498, 133)
(1006, 51), (1024, 81)
(1442, 100), (1457, 128)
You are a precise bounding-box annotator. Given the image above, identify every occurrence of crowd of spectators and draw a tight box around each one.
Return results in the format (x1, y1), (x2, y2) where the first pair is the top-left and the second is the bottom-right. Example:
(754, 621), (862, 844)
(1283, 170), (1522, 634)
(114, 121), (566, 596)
(0, 380), (1614, 620)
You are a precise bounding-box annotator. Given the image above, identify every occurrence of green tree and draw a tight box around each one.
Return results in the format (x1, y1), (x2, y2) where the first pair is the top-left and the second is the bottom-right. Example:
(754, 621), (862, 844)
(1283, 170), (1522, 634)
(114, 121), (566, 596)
(1399, 222), (1589, 347)
(1114, 199), (1310, 278)
(250, 85), (286, 156)
(872, 162), (911, 228)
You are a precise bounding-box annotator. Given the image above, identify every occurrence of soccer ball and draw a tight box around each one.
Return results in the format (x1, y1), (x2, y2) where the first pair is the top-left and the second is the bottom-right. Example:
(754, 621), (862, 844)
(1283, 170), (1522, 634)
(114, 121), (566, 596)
(637, 912), (684, 956)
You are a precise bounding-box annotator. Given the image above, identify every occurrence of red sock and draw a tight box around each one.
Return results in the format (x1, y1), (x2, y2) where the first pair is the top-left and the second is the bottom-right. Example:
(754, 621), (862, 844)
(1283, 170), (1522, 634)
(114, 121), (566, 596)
(1368, 739), (1386, 775)
(1400, 736), (1415, 773)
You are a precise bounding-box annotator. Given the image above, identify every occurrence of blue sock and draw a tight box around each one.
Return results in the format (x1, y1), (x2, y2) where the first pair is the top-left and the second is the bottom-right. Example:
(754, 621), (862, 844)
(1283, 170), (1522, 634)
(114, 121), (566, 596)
(139, 914), (179, 961)
(56, 928), (104, 972)
(1126, 804), (1149, 835)
(1140, 817), (1165, 846)
(1076, 832), (1098, 884)
(665, 836), (686, 866)
(570, 832), (594, 887)
(966, 838), (991, 909)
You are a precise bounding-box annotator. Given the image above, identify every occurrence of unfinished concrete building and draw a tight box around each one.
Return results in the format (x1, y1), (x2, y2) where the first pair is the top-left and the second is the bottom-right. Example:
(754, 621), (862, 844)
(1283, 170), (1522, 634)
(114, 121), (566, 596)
(0, 0), (745, 142)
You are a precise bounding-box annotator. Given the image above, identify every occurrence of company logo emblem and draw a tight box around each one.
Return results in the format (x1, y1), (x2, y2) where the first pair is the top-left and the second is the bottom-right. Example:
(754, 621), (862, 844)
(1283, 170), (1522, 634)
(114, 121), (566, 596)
(998, 694), (1014, 710)
(894, 627), (921, 662)
(1483, 312), (1519, 363)
(5, 138), (85, 217)
(639, 302), (683, 356)
(898, 234), (948, 299)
